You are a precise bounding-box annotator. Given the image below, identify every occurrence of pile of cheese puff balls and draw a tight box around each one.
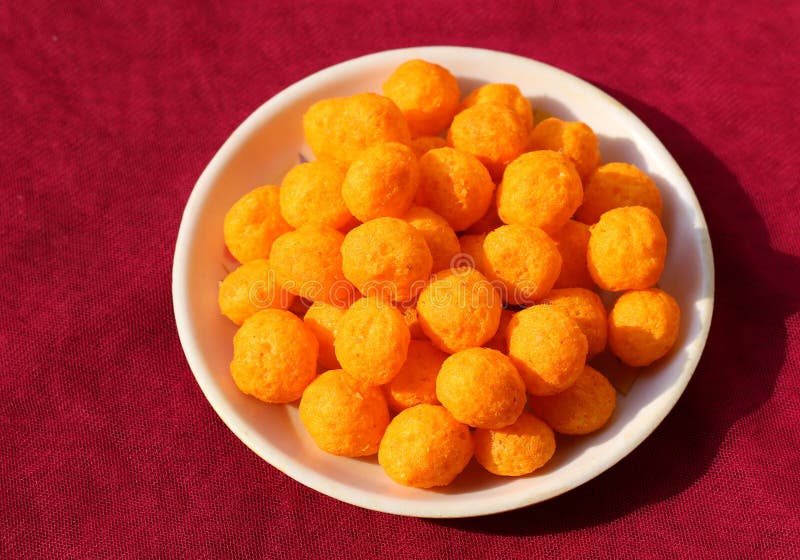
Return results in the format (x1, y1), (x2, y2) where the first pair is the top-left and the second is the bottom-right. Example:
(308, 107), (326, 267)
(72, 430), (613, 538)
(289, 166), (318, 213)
(217, 59), (681, 489)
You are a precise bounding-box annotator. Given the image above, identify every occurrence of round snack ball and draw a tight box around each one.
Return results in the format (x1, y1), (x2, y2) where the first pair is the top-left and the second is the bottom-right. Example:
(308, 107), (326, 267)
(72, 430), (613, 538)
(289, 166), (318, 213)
(436, 347), (526, 429)
(218, 259), (296, 325)
(230, 309), (318, 403)
(402, 206), (460, 273)
(341, 217), (432, 302)
(223, 185), (292, 263)
(497, 150), (583, 235)
(269, 225), (356, 306)
(575, 162), (663, 225)
(457, 233), (488, 270)
(460, 83), (534, 131)
(528, 118), (601, 182)
(416, 267), (502, 353)
(473, 412), (556, 476)
(506, 304), (588, 396)
(342, 142), (419, 222)
(541, 288), (607, 358)
(382, 59), (461, 137)
(587, 206), (667, 291)
(464, 201), (503, 235)
(529, 365), (616, 435)
(448, 103), (529, 180)
(417, 147), (495, 231)
(303, 301), (347, 371)
(279, 160), (353, 230)
(484, 308), (515, 353)
(334, 296), (411, 386)
(550, 219), (595, 289)
(608, 288), (681, 366)
(378, 404), (473, 488)
(299, 369), (390, 457)
(302, 93), (411, 165)
(385, 339), (448, 413)
(410, 135), (448, 158)
(482, 224), (562, 305)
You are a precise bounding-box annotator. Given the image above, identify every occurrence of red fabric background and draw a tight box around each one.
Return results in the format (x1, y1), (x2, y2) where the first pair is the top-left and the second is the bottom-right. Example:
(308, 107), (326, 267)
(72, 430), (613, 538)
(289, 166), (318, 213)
(2, 1), (799, 558)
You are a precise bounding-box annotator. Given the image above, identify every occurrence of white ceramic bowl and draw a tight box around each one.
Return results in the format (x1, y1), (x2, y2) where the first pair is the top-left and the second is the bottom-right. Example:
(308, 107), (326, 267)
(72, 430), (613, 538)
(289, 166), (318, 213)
(172, 46), (714, 517)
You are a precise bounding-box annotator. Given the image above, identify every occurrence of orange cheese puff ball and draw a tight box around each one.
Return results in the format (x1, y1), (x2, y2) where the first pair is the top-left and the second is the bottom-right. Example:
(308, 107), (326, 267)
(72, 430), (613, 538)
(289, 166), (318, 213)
(279, 160), (353, 230)
(417, 147), (495, 231)
(223, 185), (292, 263)
(506, 304), (588, 396)
(401, 305), (427, 340)
(334, 296), (411, 386)
(402, 206), (460, 273)
(302, 93), (411, 165)
(528, 118), (601, 182)
(528, 365), (616, 435)
(416, 267), (502, 353)
(230, 309), (318, 403)
(473, 412), (556, 476)
(587, 206), (667, 291)
(385, 340), (448, 413)
(608, 288), (681, 366)
(485, 308), (515, 352)
(303, 301), (347, 371)
(460, 83), (534, 132)
(436, 347), (526, 429)
(550, 220), (595, 289)
(382, 59), (461, 137)
(341, 217), (432, 302)
(299, 369), (390, 457)
(410, 135), (448, 158)
(457, 233), (488, 270)
(497, 150), (583, 235)
(464, 200), (503, 235)
(218, 259), (296, 325)
(575, 162), (663, 225)
(378, 404), (473, 488)
(448, 103), (529, 180)
(482, 224), (562, 305)
(541, 288), (607, 358)
(269, 225), (356, 306)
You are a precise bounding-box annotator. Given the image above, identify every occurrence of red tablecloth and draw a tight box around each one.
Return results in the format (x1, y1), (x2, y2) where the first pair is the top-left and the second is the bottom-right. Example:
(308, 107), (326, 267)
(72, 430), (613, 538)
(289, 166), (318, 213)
(3, 2), (799, 558)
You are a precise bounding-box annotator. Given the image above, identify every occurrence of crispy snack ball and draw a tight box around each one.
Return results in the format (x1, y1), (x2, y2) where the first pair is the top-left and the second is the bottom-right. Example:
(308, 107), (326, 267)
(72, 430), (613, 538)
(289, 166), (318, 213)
(528, 118), (601, 182)
(529, 365), (616, 434)
(223, 185), (292, 263)
(299, 369), (390, 457)
(416, 267), (502, 353)
(417, 147), (495, 231)
(385, 340), (448, 413)
(269, 225), (356, 306)
(302, 93), (411, 165)
(436, 347), (526, 429)
(334, 296), (411, 386)
(587, 206), (667, 291)
(482, 224), (562, 305)
(458, 233), (488, 270)
(608, 288), (681, 366)
(279, 160), (353, 230)
(473, 412), (556, 476)
(460, 83), (534, 131)
(410, 135), (448, 158)
(485, 308), (515, 353)
(230, 309), (318, 404)
(497, 150), (583, 235)
(575, 162), (663, 225)
(541, 288), (608, 358)
(378, 404), (473, 488)
(550, 220), (595, 289)
(341, 217), (432, 302)
(342, 142), (419, 222)
(402, 206), (461, 273)
(218, 259), (296, 325)
(506, 305), (588, 396)
(382, 59), (461, 137)
(303, 301), (347, 371)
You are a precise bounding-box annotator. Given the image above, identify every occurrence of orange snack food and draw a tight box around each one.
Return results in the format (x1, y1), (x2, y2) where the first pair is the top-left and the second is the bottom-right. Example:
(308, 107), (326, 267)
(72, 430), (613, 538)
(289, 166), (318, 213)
(496, 150), (583, 235)
(541, 287), (608, 358)
(608, 288), (681, 366)
(460, 83), (534, 132)
(279, 160), (353, 230)
(378, 404), (473, 488)
(457, 233), (488, 270)
(484, 308), (515, 353)
(384, 339), (447, 413)
(550, 219), (594, 289)
(299, 369), (390, 457)
(382, 59), (461, 137)
(436, 347), (526, 429)
(340, 217), (432, 302)
(223, 184), (292, 263)
(402, 205), (460, 273)
(464, 201), (503, 235)
(303, 301), (347, 370)
(529, 365), (616, 434)
(417, 147), (495, 231)
(528, 118), (601, 182)
(506, 304), (588, 396)
(587, 206), (667, 291)
(575, 162), (663, 225)
(401, 305), (427, 340)
(218, 259), (296, 325)
(334, 296), (411, 386)
(473, 412), (556, 476)
(230, 309), (318, 403)
(410, 135), (448, 158)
